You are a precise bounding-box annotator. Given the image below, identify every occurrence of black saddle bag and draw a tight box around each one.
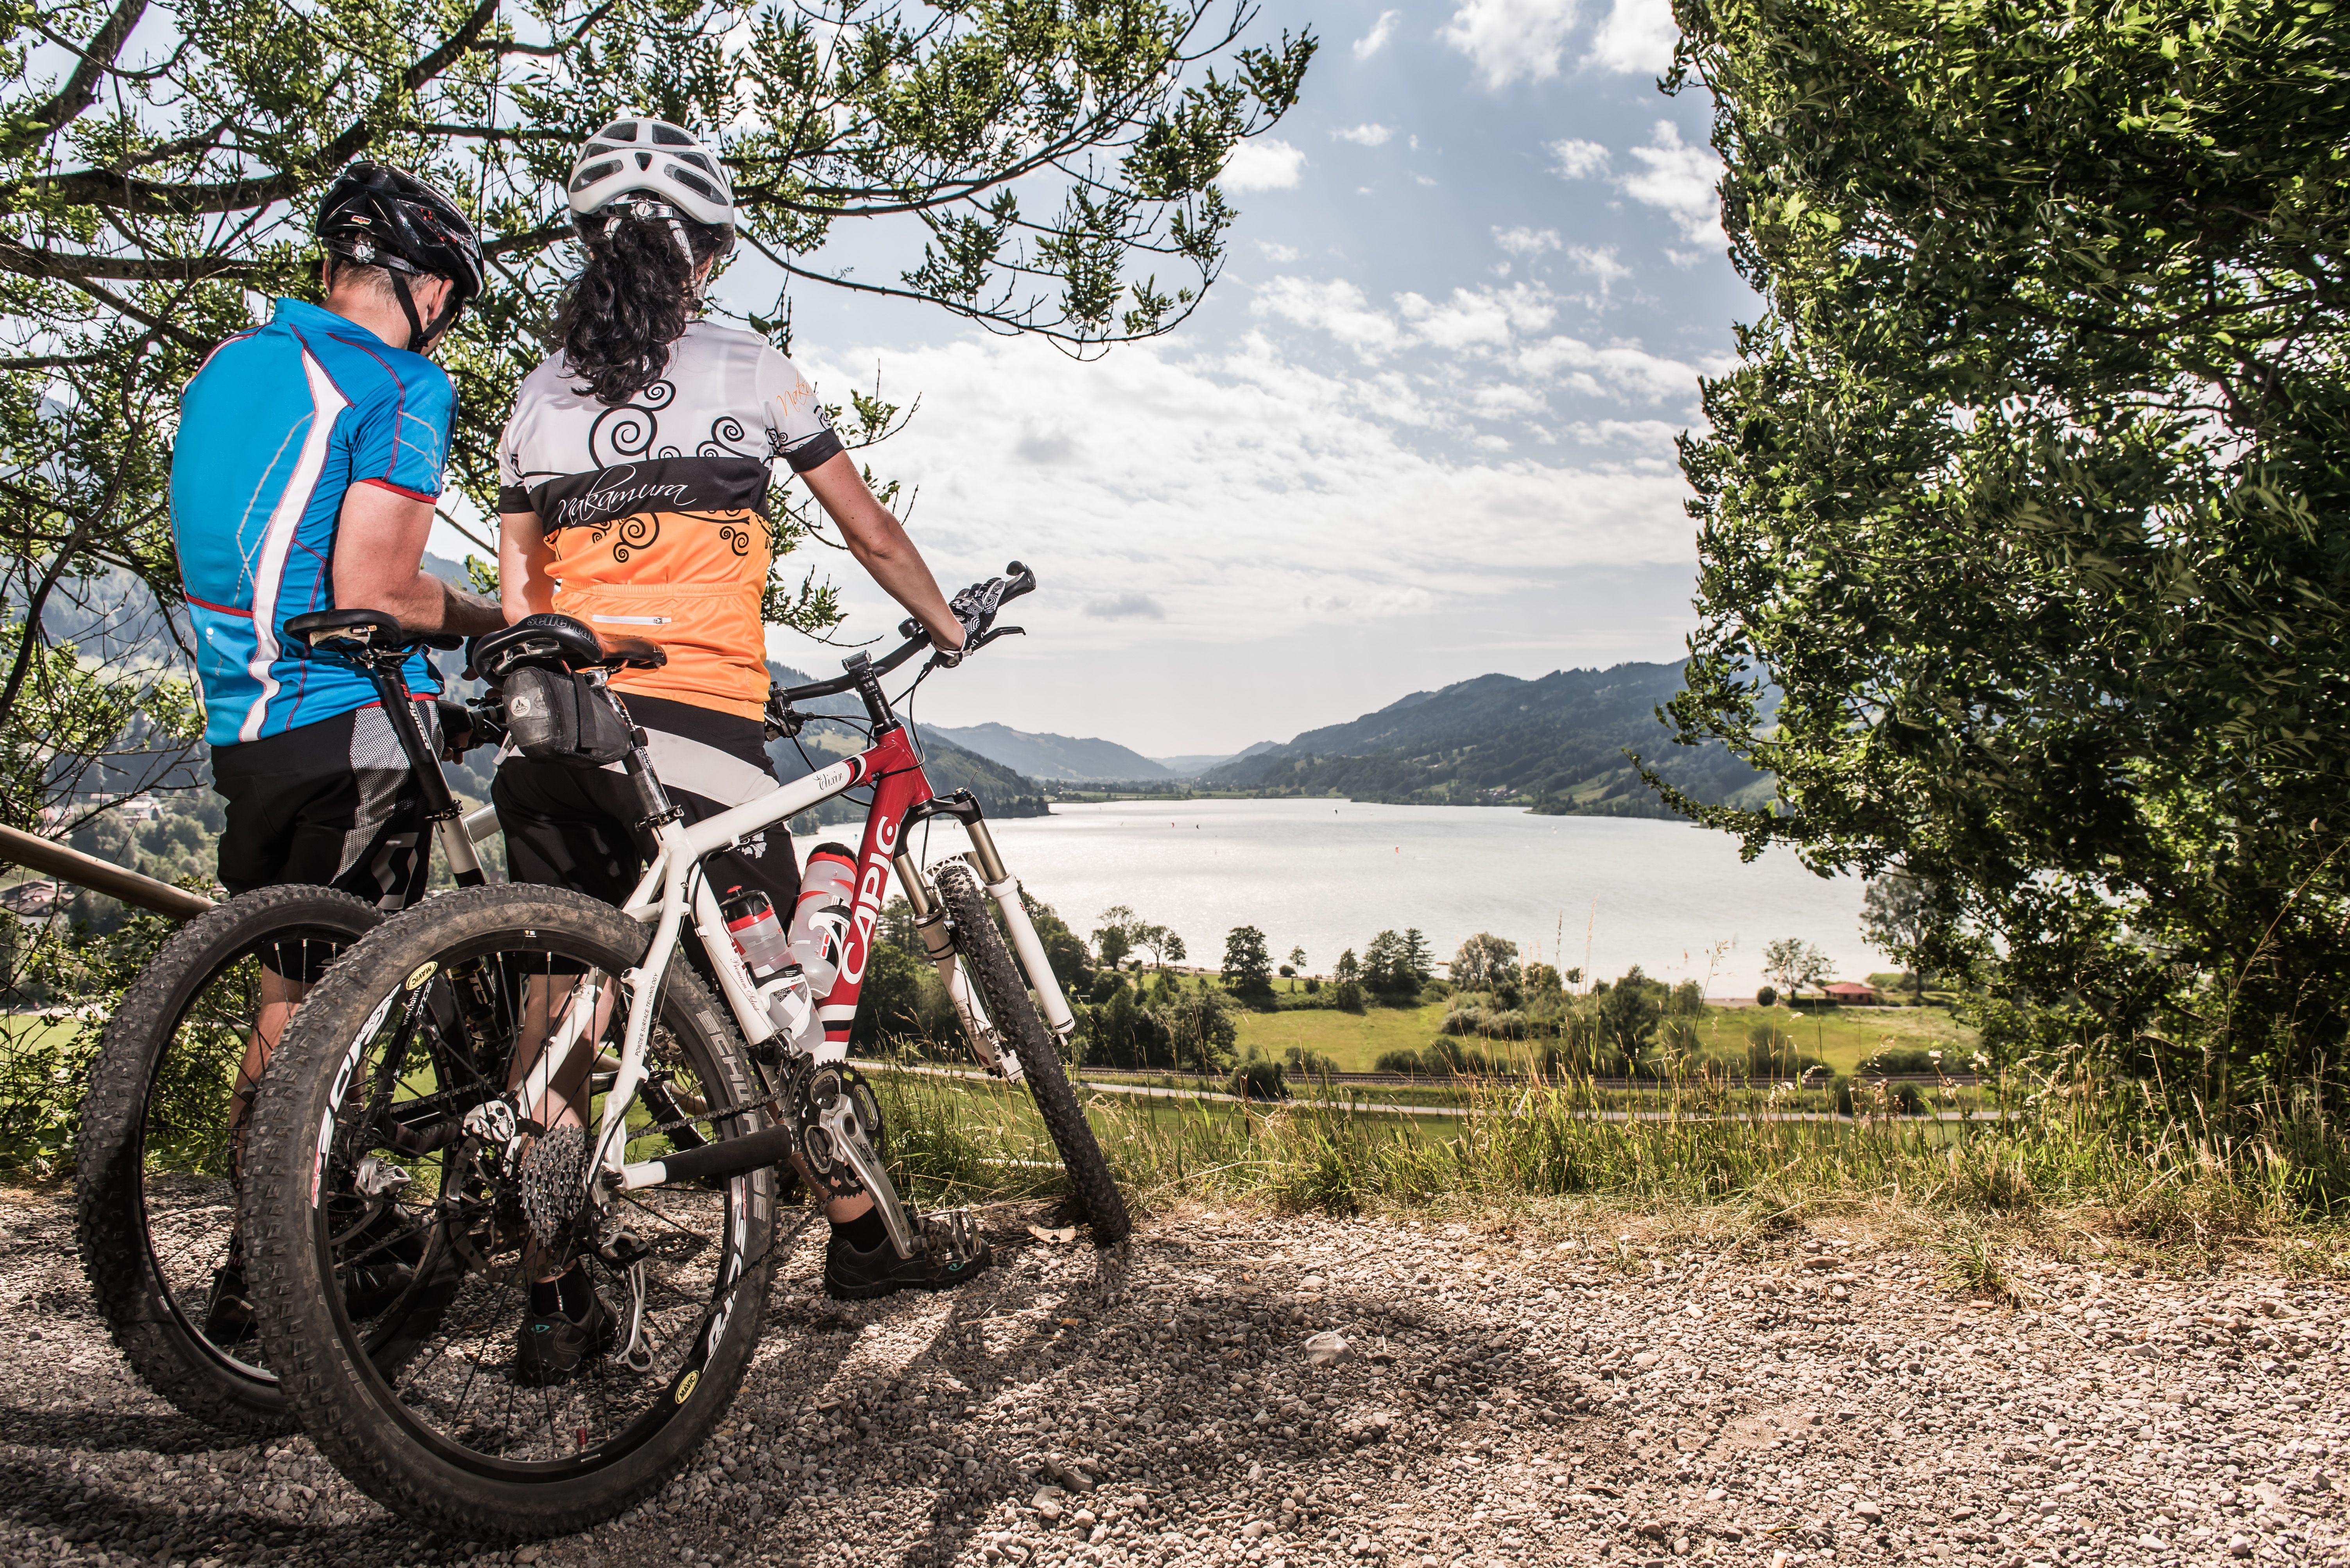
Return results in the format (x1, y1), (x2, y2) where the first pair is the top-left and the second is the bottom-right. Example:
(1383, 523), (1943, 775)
(498, 665), (635, 766)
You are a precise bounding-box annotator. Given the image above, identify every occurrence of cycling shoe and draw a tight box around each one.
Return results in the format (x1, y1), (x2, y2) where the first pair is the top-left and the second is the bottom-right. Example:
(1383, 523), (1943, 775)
(824, 1208), (991, 1301)
(202, 1262), (257, 1346)
(513, 1288), (617, 1387)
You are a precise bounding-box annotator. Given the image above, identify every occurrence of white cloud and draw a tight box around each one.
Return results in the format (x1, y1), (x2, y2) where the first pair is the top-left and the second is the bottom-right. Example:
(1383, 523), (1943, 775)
(1494, 226), (1561, 258)
(1548, 138), (1612, 179)
(794, 330), (1696, 651)
(1353, 9), (1402, 60)
(1252, 276), (1404, 357)
(1332, 123), (1393, 147)
(1515, 333), (1708, 401)
(1085, 592), (1166, 620)
(1255, 239), (1301, 262)
(1441, 0), (1579, 90)
(1248, 271), (1707, 413)
(1398, 283), (1557, 349)
(1587, 0), (1679, 74)
(1222, 138), (1306, 191)
(1564, 244), (1632, 304)
(1620, 120), (1721, 242)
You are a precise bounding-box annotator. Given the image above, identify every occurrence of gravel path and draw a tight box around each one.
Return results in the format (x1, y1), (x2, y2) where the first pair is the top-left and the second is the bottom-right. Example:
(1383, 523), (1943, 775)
(2, 1187), (2343, 1568)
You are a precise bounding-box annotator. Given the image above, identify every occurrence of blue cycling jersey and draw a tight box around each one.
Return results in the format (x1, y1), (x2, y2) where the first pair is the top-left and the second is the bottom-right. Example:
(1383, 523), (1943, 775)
(174, 296), (449, 748)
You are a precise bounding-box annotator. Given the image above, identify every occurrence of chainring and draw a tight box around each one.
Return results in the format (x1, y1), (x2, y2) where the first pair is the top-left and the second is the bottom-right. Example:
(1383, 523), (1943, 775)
(790, 1061), (887, 1202)
(518, 1124), (591, 1253)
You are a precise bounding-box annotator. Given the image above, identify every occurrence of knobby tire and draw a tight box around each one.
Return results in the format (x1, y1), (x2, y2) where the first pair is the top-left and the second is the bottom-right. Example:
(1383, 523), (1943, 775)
(239, 884), (777, 1542)
(934, 863), (1131, 1245)
(75, 884), (382, 1434)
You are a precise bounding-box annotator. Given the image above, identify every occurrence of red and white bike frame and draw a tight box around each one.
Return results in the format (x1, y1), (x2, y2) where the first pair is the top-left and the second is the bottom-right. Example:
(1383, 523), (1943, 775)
(557, 718), (1076, 1189)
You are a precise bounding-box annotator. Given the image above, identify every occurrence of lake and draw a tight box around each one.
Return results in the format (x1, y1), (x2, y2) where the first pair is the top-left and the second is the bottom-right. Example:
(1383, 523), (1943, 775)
(956, 798), (1875, 996)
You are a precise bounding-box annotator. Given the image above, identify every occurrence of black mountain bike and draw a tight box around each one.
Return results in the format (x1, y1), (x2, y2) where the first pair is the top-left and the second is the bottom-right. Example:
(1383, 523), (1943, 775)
(73, 610), (504, 1434)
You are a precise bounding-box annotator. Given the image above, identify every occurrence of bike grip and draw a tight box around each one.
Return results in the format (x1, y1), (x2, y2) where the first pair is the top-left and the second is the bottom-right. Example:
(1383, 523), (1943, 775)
(1000, 561), (1036, 602)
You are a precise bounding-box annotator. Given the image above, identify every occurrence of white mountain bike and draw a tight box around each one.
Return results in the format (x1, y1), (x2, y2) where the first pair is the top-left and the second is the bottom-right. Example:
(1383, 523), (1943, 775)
(237, 564), (1126, 1540)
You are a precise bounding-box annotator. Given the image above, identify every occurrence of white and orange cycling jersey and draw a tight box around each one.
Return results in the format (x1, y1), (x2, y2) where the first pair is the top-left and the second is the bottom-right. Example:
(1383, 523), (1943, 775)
(495, 320), (843, 719)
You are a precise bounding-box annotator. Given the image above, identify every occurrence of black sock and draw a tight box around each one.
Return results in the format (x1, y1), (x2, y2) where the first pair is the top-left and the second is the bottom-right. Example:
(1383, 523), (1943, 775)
(557, 1266), (593, 1320)
(835, 1209), (888, 1250)
(530, 1278), (562, 1316)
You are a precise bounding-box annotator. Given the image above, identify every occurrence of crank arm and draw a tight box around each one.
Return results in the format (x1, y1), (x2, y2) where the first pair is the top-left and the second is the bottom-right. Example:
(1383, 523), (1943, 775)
(819, 1094), (917, 1259)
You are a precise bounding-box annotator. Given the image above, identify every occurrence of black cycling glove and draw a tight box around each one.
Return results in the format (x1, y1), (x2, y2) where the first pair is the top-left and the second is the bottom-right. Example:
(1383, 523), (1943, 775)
(936, 577), (1010, 666)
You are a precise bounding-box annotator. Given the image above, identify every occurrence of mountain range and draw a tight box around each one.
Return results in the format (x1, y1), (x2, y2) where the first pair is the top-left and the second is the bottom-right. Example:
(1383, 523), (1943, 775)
(1200, 660), (1769, 818)
(764, 664), (1048, 822)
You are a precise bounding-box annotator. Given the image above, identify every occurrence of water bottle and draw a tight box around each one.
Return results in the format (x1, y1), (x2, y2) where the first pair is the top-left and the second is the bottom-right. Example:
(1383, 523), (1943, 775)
(788, 844), (860, 1002)
(721, 886), (792, 976)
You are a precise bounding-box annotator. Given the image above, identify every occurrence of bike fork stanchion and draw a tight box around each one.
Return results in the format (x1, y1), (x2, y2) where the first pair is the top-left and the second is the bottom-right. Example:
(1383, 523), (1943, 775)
(893, 851), (1020, 1080)
(960, 815), (1078, 1043)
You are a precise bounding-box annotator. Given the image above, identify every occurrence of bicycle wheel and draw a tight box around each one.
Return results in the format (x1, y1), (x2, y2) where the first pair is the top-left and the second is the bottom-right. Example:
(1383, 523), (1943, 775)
(76, 885), (381, 1434)
(934, 862), (1131, 1244)
(239, 884), (779, 1542)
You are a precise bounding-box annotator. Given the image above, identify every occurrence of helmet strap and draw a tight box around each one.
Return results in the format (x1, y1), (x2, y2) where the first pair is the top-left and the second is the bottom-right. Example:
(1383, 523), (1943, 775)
(387, 267), (428, 350)
(387, 267), (462, 352)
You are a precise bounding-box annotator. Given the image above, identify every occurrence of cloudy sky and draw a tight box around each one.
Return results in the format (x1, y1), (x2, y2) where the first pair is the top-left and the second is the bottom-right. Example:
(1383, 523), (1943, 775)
(473, 0), (1760, 759)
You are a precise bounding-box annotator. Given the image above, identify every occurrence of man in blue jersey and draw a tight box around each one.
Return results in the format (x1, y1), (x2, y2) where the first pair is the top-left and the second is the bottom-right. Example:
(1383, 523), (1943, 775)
(172, 163), (505, 1338)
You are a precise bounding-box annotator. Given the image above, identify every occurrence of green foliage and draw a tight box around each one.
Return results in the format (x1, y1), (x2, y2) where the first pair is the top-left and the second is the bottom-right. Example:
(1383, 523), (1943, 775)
(850, 938), (931, 1051)
(1663, 0), (2350, 1118)
(1226, 1046), (1287, 1101)
(1203, 660), (1768, 816)
(1594, 964), (1665, 1060)
(1755, 984), (1777, 1009)
(1450, 931), (1520, 995)
(1859, 873), (1946, 1004)
(1162, 984), (1237, 1077)
(1361, 927), (1431, 999)
(1760, 938), (1829, 1002)
(1221, 923), (1273, 1001)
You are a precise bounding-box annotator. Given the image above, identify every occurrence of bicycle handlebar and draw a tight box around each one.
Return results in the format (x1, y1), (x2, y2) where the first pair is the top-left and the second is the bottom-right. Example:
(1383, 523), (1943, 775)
(773, 560), (1034, 707)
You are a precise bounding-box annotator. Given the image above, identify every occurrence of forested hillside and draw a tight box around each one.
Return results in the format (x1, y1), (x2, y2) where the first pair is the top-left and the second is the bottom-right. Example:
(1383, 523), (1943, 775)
(1204, 661), (1771, 818)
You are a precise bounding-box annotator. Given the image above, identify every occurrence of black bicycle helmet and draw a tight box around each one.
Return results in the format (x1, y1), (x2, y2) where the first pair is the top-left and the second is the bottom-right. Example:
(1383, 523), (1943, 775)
(315, 162), (487, 350)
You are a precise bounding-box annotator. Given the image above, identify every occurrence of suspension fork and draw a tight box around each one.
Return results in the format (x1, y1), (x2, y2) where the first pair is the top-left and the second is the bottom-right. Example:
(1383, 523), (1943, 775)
(892, 850), (1020, 1081)
(895, 791), (1078, 1065)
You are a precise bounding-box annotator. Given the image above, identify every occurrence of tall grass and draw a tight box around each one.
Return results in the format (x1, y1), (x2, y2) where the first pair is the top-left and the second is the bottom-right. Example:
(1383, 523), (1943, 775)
(871, 1056), (2348, 1248)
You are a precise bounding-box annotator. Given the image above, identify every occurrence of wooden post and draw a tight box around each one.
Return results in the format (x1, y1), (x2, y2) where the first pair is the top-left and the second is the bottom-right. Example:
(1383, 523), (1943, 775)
(0, 821), (216, 921)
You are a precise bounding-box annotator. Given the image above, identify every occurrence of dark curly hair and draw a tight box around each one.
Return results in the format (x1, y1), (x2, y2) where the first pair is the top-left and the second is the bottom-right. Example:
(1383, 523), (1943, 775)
(554, 206), (731, 405)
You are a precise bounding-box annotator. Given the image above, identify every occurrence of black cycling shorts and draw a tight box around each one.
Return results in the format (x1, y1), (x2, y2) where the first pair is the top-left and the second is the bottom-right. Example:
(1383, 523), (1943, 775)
(211, 701), (441, 913)
(493, 691), (801, 916)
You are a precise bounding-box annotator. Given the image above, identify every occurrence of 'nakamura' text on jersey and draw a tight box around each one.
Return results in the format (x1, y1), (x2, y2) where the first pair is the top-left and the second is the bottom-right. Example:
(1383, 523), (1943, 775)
(174, 296), (449, 748)
(496, 320), (843, 720)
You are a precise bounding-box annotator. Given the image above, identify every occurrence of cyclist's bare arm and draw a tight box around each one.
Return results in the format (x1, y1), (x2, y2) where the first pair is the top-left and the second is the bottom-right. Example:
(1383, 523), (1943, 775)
(800, 452), (966, 651)
(498, 510), (556, 620)
(335, 484), (504, 636)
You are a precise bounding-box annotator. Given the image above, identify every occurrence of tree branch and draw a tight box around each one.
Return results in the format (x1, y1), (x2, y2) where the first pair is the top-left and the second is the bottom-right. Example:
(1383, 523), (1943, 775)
(8, 0), (500, 218)
(0, 0), (150, 158)
(0, 237), (262, 283)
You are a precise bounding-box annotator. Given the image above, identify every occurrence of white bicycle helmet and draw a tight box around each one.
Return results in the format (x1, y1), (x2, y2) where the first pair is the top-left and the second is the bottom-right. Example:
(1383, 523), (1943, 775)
(566, 118), (736, 254)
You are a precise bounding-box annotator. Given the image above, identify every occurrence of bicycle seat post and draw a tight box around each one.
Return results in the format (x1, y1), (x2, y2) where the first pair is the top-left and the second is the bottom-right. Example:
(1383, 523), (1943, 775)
(331, 639), (484, 890)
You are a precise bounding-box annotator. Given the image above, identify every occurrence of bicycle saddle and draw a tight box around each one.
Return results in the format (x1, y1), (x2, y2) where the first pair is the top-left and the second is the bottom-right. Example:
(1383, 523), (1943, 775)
(285, 609), (462, 655)
(471, 613), (667, 679)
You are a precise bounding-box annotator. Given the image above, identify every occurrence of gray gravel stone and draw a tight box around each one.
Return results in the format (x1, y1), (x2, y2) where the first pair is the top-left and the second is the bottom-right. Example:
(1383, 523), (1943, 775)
(4, 1191), (2346, 1565)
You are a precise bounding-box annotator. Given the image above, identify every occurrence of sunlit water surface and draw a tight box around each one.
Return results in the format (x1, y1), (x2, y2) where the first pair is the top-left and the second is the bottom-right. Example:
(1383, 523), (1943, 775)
(929, 798), (1873, 995)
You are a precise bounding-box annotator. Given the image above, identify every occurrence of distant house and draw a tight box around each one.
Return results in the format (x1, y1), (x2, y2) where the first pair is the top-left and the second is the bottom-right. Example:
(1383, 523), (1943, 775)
(0, 879), (64, 918)
(1821, 981), (1881, 1005)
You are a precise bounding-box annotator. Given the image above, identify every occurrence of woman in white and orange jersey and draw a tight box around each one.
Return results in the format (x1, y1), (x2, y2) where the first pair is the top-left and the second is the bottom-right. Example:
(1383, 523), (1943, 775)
(492, 119), (985, 1382)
